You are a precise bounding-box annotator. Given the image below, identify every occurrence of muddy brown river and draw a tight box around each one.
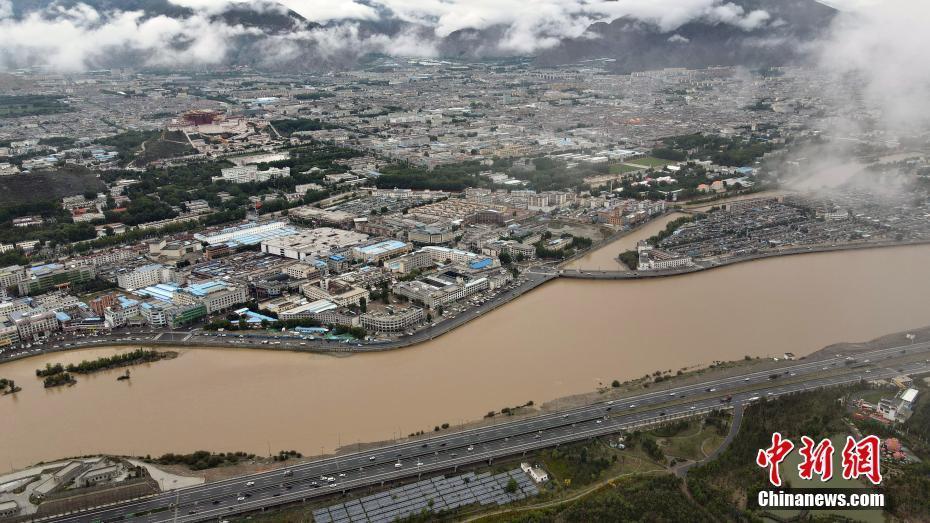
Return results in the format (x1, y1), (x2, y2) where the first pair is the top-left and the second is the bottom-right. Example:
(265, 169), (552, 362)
(3, 241), (930, 472)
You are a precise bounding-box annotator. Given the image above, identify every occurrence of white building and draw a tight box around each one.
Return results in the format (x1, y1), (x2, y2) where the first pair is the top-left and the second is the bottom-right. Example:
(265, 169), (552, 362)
(261, 227), (369, 261)
(116, 264), (178, 291)
(359, 307), (425, 332)
(12, 310), (59, 341)
(213, 165), (291, 184)
(173, 281), (247, 314)
(78, 465), (120, 487)
(194, 221), (296, 247)
(301, 280), (368, 307)
(520, 463), (549, 483)
(278, 299), (337, 320)
(636, 242), (693, 271)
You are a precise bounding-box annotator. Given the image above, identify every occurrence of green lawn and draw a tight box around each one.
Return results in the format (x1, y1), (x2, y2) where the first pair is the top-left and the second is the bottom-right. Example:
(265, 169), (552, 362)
(540, 439), (663, 489)
(854, 388), (893, 405)
(627, 156), (675, 168)
(653, 420), (726, 461)
(609, 163), (644, 174)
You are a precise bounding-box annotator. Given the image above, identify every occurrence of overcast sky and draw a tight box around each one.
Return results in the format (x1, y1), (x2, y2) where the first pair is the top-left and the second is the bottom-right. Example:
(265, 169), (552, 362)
(0, 0), (918, 73)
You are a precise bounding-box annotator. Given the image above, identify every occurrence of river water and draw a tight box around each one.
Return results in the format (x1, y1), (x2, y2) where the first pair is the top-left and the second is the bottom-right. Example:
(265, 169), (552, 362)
(562, 213), (686, 270)
(4, 241), (930, 472)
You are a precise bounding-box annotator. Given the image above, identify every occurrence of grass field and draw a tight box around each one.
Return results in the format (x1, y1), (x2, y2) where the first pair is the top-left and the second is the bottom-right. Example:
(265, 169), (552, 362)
(0, 166), (104, 207)
(134, 131), (195, 165)
(539, 439), (664, 490)
(0, 95), (71, 118)
(652, 420), (726, 462)
(609, 163), (643, 174)
(627, 156), (675, 168)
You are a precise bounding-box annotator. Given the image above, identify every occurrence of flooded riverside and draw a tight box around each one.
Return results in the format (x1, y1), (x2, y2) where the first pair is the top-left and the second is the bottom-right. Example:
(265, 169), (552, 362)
(5, 242), (930, 472)
(562, 212), (686, 270)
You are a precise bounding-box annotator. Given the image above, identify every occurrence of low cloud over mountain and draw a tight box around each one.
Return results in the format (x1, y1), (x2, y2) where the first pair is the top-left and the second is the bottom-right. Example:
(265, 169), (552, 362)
(0, 0), (847, 71)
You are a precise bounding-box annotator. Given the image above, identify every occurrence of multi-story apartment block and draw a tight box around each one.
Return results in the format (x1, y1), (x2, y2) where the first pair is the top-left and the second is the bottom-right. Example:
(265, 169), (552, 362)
(12, 310), (59, 342)
(213, 165), (290, 184)
(0, 265), (26, 292)
(116, 264), (178, 291)
(360, 306), (425, 332)
(301, 280), (368, 307)
(173, 281), (247, 314)
(0, 321), (19, 348)
(17, 264), (96, 295)
(283, 262), (322, 281)
(352, 240), (411, 264)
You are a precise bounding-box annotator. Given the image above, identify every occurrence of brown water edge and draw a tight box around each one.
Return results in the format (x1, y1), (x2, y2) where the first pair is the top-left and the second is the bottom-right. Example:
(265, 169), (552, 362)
(564, 190), (790, 271)
(4, 244), (930, 472)
(562, 212), (687, 271)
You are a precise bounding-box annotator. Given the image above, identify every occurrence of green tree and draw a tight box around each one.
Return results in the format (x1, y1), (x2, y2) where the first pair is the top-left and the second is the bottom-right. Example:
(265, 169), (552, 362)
(505, 478), (518, 494)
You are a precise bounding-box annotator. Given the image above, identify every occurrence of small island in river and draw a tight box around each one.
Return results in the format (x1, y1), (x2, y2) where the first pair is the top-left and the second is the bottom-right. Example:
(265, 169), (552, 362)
(35, 349), (177, 388)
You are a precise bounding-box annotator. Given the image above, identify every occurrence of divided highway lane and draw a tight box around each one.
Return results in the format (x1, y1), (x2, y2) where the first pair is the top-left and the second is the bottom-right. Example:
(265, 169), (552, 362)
(59, 359), (930, 523)
(43, 343), (930, 523)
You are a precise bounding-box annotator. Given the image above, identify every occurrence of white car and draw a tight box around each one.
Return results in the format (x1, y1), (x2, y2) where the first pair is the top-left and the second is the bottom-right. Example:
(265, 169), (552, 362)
(369, 456), (377, 461)
(245, 481), (255, 487)
(394, 463), (402, 468)
(236, 496), (246, 502)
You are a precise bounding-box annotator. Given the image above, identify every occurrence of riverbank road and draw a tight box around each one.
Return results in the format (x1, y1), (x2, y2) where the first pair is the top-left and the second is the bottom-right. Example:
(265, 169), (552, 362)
(40, 342), (930, 523)
(0, 270), (557, 363)
(153, 332), (193, 343)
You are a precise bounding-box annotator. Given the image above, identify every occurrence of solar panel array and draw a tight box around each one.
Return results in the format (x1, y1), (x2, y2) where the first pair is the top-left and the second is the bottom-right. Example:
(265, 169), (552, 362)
(312, 468), (540, 523)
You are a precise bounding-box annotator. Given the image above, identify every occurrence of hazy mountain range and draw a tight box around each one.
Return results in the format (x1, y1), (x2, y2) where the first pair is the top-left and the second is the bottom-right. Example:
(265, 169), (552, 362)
(0, 0), (838, 72)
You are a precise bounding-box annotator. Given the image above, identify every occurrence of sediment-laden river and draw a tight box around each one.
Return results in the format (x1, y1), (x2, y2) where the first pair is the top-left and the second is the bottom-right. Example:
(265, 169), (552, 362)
(4, 240), (930, 472)
(563, 212), (686, 270)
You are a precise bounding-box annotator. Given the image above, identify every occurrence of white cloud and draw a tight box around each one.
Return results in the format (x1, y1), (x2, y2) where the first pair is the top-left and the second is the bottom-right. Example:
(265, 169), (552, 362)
(817, 0), (930, 132)
(0, 0), (880, 71)
(279, 0), (380, 22)
(0, 5), (260, 71)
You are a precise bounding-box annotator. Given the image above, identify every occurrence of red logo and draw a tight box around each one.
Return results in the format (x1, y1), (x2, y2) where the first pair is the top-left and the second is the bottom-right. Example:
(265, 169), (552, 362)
(798, 436), (834, 481)
(757, 434), (882, 486)
(756, 432), (794, 487)
(841, 435), (882, 485)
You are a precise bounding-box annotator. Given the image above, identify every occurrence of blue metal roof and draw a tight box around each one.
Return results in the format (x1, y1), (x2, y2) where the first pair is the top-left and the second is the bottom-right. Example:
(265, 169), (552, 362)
(357, 240), (407, 256)
(469, 258), (493, 270)
(235, 309), (276, 323)
(117, 296), (139, 307)
(185, 281), (229, 297)
(135, 283), (180, 302)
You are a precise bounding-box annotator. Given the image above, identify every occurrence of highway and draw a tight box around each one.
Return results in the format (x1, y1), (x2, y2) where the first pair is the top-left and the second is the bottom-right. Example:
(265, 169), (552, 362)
(38, 340), (930, 523)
